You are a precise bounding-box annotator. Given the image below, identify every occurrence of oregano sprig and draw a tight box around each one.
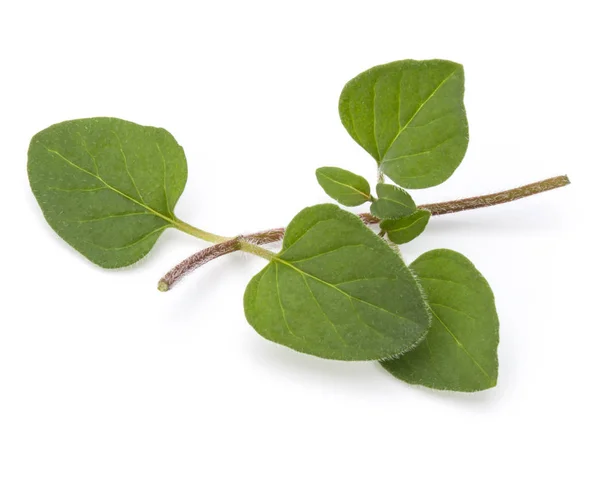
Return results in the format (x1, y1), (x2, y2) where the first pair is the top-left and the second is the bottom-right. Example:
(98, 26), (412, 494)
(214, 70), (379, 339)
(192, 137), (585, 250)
(28, 59), (570, 392)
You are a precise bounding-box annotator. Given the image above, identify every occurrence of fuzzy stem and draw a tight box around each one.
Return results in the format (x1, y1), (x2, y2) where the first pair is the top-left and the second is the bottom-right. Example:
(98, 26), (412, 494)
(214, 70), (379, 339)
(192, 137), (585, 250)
(241, 175), (571, 244)
(158, 236), (276, 291)
(159, 175), (569, 291)
(158, 238), (242, 291)
(416, 175), (570, 216)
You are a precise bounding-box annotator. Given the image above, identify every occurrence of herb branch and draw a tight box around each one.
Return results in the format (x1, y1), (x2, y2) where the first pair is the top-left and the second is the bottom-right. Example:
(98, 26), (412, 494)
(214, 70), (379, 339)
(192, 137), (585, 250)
(159, 175), (569, 291)
(28, 59), (570, 392)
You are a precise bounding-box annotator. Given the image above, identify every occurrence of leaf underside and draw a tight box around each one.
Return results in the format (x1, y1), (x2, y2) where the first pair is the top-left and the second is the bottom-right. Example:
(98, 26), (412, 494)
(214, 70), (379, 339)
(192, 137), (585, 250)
(28, 117), (187, 268)
(381, 249), (499, 392)
(244, 204), (431, 361)
(339, 59), (468, 189)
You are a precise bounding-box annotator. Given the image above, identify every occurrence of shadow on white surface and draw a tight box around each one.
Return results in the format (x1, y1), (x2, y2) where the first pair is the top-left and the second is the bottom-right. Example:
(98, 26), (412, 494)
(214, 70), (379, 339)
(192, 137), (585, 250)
(245, 330), (505, 406)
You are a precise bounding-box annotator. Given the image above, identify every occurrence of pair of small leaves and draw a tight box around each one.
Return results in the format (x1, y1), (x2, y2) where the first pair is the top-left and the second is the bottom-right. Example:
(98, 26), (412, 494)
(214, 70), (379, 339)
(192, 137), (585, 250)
(315, 166), (430, 244)
(315, 167), (418, 219)
(367, 183), (431, 244)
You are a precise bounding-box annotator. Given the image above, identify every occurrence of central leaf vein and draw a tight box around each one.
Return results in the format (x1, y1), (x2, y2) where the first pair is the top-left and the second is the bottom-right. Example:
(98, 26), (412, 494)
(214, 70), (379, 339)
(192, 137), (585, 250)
(301, 274), (348, 347)
(429, 308), (492, 382)
(43, 145), (177, 227)
(274, 257), (420, 328)
(380, 69), (458, 165)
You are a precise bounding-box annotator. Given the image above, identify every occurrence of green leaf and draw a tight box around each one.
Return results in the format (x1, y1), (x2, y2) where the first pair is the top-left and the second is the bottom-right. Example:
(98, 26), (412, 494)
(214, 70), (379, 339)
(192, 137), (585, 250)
(380, 209), (431, 244)
(381, 250), (499, 392)
(339, 59), (468, 189)
(244, 204), (430, 361)
(316, 167), (371, 206)
(370, 183), (416, 219)
(28, 117), (187, 268)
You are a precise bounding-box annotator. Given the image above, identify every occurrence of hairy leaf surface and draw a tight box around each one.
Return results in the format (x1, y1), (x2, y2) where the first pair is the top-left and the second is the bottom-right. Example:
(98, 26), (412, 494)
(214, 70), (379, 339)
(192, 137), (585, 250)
(381, 249), (499, 392)
(28, 117), (187, 268)
(370, 183), (416, 220)
(380, 209), (431, 244)
(316, 167), (371, 206)
(244, 204), (430, 361)
(339, 59), (468, 188)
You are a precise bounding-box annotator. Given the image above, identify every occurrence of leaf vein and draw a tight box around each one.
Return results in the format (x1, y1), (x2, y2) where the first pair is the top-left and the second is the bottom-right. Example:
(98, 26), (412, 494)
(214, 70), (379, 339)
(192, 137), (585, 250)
(429, 308), (492, 382)
(301, 275), (348, 347)
(382, 135), (458, 163)
(42, 145), (176, 227)
(380, 68), (458, 164)
(111, 130), (146, 204)
(275, 257), (421, 328)
(318, 172), (370, 200)
(74, 212), (153, 223)
(88, 225), (168, 250)
(47, 186), (107, 193)
(428, 302), (477, 321)
(274, 264), (301, 341)
(156, 142), (173, 218)
(287, 244), (369, 264)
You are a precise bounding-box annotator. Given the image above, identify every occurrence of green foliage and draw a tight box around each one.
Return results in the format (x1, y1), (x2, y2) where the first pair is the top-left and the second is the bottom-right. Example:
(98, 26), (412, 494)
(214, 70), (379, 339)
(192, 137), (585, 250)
(370, 183), (417, 220)
(28, 117), (187, 268)
(381, 250), (499, 392)
(316, 167), (371, 206)
(28, 58), (562, 393)
(244, 204), (430, 360)
(339, 59), (468, 189)
(380, 209), (431, 244)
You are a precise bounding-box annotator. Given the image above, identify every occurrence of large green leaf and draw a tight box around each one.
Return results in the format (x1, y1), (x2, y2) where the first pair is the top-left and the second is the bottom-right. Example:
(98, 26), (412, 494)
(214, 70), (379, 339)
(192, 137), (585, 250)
(339, 59), (468, 189)
(381, 249), (499, 392)
(316, 167), (371, 206)
(28, 117), (187, 268)
(370, 183), (416, 220)
(380, 209), (431, 244)
(244, 204), (430, 361)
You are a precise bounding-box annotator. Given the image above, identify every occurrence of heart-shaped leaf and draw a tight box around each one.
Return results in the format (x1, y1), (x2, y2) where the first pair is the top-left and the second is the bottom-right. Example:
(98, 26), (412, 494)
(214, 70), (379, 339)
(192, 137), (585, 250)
(380, 209), (431, 244)
(370, 183), (416, 219)
(244, 204), (430, 361)
(339, 59), (468, 189)
(316, 167), (371, 206)
(28, 117), (187, 268)
(381, 249), (499, 392)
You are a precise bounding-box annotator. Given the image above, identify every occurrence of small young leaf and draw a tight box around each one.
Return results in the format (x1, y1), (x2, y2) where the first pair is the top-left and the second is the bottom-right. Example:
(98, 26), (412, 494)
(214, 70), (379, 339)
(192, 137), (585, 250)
(316, 167), (371, 206)
(370, 183), (417, 220)
(380, 209), (431, 244)
(381, 249), (499, 392)
(339, 59), (468, 189)
(244, 204), (430, 361)
(28, 117), (187, 268)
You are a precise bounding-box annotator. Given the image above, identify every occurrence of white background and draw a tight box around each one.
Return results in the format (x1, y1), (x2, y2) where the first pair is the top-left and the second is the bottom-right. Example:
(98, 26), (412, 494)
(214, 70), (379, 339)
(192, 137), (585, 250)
(1, 1), (598, 498)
